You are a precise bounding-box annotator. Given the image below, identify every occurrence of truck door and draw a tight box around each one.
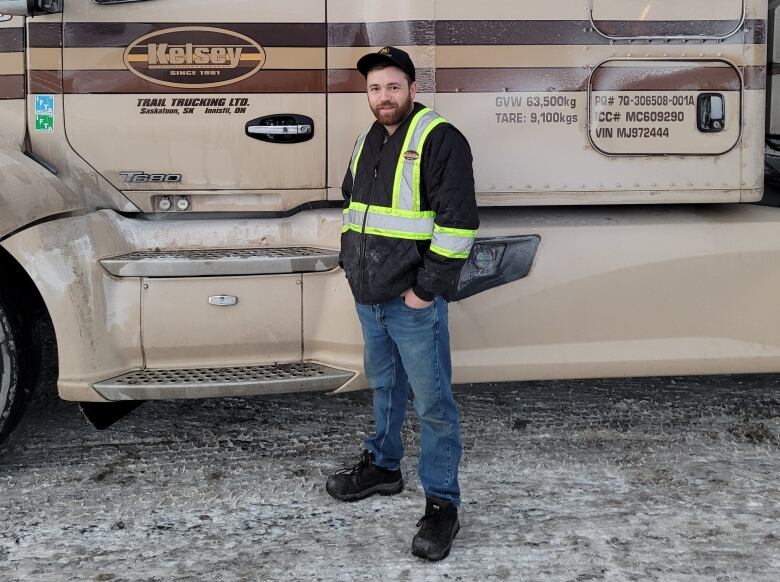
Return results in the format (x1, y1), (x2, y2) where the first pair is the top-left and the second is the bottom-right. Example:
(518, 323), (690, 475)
(61, 0), (327, 214)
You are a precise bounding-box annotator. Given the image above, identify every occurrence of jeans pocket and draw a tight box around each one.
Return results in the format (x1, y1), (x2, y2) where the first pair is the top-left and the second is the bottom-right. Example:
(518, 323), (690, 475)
(400, 295), (435, 312)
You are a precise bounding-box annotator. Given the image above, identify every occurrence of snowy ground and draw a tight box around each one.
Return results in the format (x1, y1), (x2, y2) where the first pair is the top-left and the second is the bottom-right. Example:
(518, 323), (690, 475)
(2, 374), (780, 581)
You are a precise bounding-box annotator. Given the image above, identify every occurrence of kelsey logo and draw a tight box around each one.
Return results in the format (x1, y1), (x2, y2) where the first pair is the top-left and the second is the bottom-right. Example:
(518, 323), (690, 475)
(147, 44), (244, 68)
(124, 26), (266, 89)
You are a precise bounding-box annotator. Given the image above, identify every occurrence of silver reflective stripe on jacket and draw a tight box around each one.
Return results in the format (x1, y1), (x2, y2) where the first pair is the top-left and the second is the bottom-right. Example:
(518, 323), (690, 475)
(343, 207), (435, 240)
(430, 228), (477, 259)
(395, 109), (445, 211)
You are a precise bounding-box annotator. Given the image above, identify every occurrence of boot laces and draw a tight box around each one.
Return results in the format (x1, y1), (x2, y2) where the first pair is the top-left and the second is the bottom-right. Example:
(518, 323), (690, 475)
(336, 450), (371, 476)
(416, 507), (447, 528)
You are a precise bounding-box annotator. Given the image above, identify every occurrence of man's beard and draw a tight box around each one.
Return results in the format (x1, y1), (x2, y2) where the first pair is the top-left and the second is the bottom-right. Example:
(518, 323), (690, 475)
(371, 92), (413, 127)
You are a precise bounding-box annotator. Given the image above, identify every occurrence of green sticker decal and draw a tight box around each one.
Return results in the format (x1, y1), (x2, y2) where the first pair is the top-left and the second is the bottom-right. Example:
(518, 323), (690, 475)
(35, 114), (54, 133)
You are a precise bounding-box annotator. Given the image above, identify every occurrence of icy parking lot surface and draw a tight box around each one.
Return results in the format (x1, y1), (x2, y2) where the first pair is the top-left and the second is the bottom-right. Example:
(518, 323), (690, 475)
(2, 375), (780, 581)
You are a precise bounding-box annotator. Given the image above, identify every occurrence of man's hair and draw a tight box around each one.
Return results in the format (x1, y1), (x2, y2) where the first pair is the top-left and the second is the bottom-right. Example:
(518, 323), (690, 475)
(367, 62), (413, 84)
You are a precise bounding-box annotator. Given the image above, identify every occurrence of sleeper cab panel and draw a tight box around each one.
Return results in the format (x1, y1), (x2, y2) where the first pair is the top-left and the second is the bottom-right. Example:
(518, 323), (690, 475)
(438, 59), (744, 198)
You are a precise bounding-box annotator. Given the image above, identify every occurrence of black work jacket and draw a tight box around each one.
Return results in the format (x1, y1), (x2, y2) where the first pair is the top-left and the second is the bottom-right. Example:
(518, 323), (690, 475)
(340, 102), (479, 305)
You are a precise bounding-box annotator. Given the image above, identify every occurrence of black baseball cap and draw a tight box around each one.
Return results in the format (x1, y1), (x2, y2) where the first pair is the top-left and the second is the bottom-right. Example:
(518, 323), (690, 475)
(357, 46), (416, 82)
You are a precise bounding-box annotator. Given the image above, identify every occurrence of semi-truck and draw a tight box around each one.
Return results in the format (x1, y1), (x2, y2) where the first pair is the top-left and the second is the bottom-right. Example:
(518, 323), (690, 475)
(1, 0), (779, 444)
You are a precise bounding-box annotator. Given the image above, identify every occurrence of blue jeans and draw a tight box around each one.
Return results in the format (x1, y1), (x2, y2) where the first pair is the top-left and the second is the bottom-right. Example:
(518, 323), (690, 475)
(356, 296), (462, 506)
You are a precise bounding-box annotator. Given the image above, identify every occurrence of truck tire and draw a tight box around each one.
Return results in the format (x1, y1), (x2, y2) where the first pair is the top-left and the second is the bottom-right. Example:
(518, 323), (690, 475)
(0, 292), (28, 446)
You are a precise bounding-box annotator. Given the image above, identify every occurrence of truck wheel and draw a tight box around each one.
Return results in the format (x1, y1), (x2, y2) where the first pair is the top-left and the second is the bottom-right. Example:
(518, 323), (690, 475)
(0, 293), (28, 446)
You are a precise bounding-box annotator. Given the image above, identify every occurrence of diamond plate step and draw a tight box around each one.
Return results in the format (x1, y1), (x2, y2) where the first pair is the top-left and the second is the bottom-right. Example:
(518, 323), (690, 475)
(100, 247), (339, 277)
(93, 362), (354, 401)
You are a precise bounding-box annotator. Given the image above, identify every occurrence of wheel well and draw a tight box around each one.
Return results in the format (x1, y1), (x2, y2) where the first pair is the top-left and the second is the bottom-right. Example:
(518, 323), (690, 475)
(0, 245), (58, 393)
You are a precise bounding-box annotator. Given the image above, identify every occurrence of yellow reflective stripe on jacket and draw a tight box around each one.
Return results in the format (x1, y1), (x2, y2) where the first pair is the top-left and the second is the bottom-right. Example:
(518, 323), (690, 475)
(429, 224), (477, 259)
(412, 117), (447, 211)
(433, 224), (478, 238)
(392, 108), (446, 211)
(350, 127), (370, 179)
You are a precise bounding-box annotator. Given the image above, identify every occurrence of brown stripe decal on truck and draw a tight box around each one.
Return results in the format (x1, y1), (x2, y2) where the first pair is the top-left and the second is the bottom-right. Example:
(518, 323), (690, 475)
(63, 69), (326, 94)
(330, 20), (765, 47)
(329, 21), (434, 47)
(329, 66), (765, 94)
(22, 20), (764, 95)
(63, 22), (326, 48)
(29, 70), (63, 95)
(439, 20), (765, 46)
(0, 28), (23, 53)
(440, 66), (762, 93)
(435, 67), (592, 93)
(328, 68), (435, 93)
(28, 22), (62, 48)
(592, 19), (762, 39)
(0, 74), (24, 99)
(34, 20), (765, 50)
(590, 66), (742, 92)
(435, 20), (609, 46)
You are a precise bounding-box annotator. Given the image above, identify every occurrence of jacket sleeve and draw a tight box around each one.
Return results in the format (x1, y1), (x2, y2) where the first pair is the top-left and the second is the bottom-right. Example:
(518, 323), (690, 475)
(413, 124), (480, 301)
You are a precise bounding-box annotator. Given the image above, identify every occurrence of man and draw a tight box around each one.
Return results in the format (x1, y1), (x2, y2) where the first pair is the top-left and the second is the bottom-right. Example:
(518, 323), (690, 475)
(326, 47), (479, 561)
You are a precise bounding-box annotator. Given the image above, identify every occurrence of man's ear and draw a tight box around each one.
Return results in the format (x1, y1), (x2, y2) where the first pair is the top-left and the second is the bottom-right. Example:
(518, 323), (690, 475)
(410, 81), (418, 100)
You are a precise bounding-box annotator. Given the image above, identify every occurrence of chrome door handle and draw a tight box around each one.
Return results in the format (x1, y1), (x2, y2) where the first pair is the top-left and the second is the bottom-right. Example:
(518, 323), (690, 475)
(245, 114), (315, 144)
(247, 125), (312, 136)
(208, 295), (238, 307)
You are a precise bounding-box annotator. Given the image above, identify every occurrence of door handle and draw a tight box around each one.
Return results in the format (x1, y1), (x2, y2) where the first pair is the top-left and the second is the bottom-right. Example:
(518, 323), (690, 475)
(245, 114), (315, 144)
(208, 295), (238, 307)
(697, 93), (725, 133)
(248, 125), (312, 136)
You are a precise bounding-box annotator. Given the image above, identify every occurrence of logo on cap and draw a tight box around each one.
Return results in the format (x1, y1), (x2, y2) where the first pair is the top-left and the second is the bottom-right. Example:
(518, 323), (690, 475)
(379, 47), (391, 55)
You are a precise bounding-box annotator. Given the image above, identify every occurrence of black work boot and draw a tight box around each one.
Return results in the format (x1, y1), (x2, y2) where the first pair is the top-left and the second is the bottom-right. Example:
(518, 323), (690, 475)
(411, 497), (460, 561)
(325, 450), (403, 502)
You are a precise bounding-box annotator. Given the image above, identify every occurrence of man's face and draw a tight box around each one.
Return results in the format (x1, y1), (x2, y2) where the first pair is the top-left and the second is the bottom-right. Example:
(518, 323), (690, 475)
(366, 66), (416, 127)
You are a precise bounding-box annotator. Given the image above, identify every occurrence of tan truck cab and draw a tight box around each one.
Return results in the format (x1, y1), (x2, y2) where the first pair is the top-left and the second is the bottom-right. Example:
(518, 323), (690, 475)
(0, 0), (778, 442)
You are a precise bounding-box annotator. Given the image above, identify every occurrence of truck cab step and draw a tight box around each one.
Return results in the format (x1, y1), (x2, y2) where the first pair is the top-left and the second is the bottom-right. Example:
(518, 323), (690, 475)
(100, 246), (339, 277)
(93, 362), (354, 401)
